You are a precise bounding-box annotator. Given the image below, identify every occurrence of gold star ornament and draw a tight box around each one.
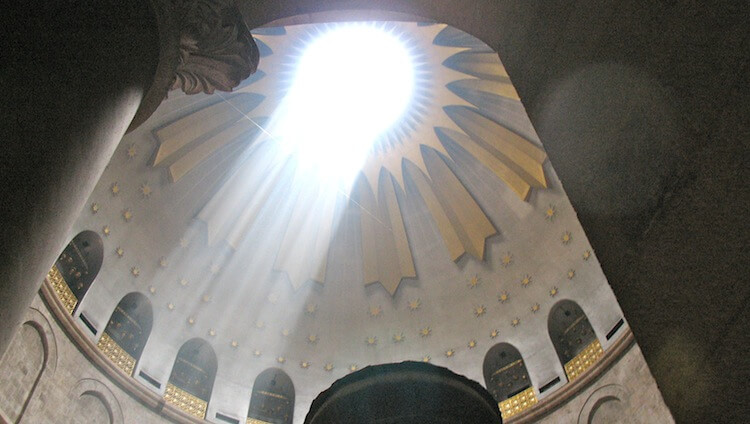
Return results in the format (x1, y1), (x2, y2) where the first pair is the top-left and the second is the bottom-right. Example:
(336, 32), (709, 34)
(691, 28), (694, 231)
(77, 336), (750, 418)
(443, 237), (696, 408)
(501, 252), (513, 267)
(474, 305), (487, 317)
(562, 231), (572, 245)
(140, 183), (152, 198)
(521, 275), (531, 287)
(498, 291), (510, 303)
(467, 274), (480, 288)
(545, 204), (557, 220)
(408, 299), (422, 311)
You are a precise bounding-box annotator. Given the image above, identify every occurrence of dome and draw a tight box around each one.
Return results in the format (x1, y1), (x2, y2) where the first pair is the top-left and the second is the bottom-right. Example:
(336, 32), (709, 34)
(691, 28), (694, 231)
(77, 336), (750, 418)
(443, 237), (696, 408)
(35, 20), (662, 424)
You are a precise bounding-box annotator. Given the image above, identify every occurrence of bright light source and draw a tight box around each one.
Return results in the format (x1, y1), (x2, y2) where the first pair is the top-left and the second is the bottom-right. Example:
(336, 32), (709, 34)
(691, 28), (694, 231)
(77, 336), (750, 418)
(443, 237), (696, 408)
(276, 24), (414, 183)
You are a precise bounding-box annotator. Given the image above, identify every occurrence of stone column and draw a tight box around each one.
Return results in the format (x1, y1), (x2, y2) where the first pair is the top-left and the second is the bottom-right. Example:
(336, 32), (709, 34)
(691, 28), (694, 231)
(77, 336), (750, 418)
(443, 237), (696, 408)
(0, 0), (258, 358)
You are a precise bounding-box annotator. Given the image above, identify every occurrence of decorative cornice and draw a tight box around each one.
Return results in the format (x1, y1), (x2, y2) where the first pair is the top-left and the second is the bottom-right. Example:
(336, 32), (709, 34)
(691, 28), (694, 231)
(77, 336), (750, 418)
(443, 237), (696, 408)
(41, 274), (635, 424)
(128, 0), (259, 131)
(509, 330), (635, 423)
(40, 280), (205, 424)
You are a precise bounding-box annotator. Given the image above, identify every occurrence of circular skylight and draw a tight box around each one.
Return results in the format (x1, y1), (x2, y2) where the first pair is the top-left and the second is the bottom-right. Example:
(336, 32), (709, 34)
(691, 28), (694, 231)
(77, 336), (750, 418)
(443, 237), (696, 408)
(278, 24), (414, 182)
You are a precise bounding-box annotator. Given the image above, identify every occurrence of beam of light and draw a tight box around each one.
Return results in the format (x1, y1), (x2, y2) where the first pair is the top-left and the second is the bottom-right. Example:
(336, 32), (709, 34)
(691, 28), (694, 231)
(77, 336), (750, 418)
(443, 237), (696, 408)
(156, 25), (417, 369)
(275, 23), (415, 187)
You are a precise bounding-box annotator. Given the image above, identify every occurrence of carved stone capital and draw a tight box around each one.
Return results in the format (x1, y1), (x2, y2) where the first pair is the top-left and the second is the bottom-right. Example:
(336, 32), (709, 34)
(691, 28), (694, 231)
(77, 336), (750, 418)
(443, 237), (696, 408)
(171, 0), (259, 95)
(129, 0), (259, 131)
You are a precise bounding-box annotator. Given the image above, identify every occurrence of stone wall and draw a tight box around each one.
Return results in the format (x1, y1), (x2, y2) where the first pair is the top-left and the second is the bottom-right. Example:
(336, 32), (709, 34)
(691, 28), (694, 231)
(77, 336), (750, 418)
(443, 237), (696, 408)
(0, 293), (672, 423)
(0, 295), (167, 424)
(0, 323), (44, 421)
(533, 343), (672, 423)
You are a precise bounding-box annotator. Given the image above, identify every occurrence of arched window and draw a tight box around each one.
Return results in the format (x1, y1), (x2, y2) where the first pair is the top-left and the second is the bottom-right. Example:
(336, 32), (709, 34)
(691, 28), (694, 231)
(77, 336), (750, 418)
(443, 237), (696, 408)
(97, 292), (152, 376)
(164, 338), (217, 419)
(48, 230), (103, 314)
(483, 343), (537, 420)
(548, 299), (603, 382)
(247, 368), (295, 424)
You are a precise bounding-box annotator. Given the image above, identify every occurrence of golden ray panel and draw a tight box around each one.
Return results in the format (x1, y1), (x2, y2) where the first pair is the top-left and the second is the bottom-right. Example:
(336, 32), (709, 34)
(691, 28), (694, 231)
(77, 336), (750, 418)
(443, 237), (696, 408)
(149, 22), (547, 295)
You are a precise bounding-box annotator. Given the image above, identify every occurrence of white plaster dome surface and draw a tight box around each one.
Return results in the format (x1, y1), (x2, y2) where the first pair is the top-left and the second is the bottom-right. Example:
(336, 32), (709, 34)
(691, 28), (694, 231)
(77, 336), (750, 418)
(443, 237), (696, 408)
(66, 22), (627, 421)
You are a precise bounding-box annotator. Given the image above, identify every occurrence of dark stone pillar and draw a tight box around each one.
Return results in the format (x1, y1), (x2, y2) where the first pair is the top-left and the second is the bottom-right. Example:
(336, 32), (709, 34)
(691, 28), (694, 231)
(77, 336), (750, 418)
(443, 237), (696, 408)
(0, 0), (159, 358)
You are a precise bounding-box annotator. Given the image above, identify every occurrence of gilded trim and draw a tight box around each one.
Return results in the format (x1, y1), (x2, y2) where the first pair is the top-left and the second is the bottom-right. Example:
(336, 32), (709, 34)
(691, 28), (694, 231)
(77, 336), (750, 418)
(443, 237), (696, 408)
(492, 358), (523, 376)
(247, 419), (273, 424)
(256, 389), (288, 400)
(41, 273), (634, 424)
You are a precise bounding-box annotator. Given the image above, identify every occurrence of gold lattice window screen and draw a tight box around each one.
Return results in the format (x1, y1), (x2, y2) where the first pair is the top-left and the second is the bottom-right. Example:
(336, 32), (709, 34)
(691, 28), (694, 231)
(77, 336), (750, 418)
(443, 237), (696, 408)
(564, 339), (604, 381)
(96, 332), (137, 376)
(247, 419), (273, 424)
(48, 264), (77, 314)
(498, 386), (538, 420)
(164, 383), (208, 419)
